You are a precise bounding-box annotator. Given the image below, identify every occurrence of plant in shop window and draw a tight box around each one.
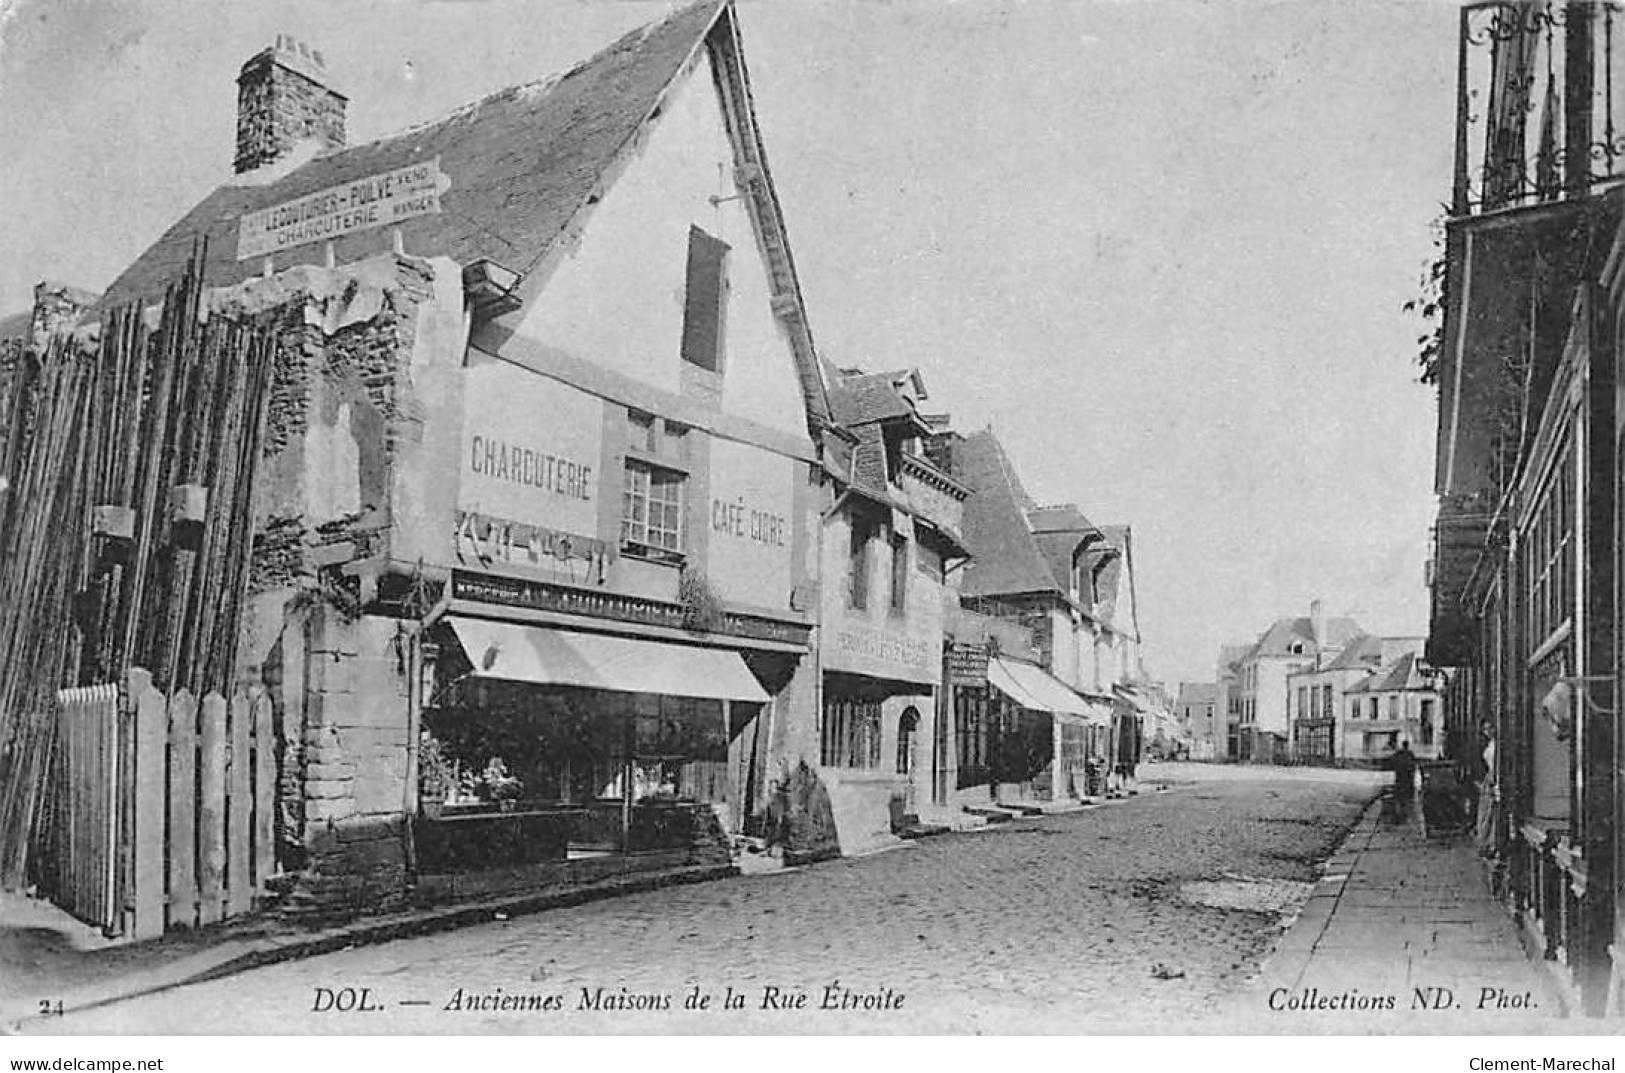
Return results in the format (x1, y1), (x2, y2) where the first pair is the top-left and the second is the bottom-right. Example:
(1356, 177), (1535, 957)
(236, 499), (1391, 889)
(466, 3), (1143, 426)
(417, 732), (457, 817)
(678, 568), (726, 633)
(471, 757), (525, 811)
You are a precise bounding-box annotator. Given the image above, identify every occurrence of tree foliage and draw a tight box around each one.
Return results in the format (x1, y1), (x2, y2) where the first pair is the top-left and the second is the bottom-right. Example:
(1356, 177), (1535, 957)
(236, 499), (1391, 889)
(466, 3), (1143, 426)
(1403, 220), (1448, 386)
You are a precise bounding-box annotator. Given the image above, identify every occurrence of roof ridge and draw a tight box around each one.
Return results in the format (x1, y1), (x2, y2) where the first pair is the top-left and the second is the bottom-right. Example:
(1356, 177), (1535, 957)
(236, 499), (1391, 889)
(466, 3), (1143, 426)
(369, 1), (722, 160)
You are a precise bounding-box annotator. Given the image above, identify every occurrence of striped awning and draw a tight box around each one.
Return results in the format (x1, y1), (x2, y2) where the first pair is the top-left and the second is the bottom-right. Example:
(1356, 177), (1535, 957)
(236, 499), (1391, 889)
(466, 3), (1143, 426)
(988, 657), (1109, 726)
(448, 618), (769, 702)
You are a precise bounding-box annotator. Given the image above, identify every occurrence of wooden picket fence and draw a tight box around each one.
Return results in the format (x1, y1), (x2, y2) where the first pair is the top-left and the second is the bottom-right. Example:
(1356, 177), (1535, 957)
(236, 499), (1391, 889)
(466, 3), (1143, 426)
(46, 667), (277, 939)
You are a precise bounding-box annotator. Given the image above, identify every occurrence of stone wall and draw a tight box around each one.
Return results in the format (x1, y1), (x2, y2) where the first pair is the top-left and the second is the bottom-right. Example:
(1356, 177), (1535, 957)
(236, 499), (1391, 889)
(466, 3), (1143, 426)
(216, 254), (462, 914)
(282, 609), (412, 917)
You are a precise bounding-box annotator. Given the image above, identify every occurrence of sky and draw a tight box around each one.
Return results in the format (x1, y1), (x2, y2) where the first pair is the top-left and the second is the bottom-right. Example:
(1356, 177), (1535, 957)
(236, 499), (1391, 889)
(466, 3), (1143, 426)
(0, 0), (1457, 686)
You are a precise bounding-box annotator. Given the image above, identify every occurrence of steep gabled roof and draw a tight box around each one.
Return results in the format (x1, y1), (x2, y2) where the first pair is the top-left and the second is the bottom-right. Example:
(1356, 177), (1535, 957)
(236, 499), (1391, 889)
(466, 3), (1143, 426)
(827, 369), (918, 427)
(1323, 633), (1386, 671)
(92, 1), (832, 434)
(98, 1), (726, 310)
(1346, 652), (1434, 694)
(1027, 503), (1103, 601)
(952, 429), (1060, 600)
(1246, 614), (1363, 660)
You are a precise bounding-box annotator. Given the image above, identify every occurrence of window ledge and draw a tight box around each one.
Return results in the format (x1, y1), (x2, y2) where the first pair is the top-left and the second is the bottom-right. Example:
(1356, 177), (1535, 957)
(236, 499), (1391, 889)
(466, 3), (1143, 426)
(624, 446), (689, 475)
(619, 544), (685, 567)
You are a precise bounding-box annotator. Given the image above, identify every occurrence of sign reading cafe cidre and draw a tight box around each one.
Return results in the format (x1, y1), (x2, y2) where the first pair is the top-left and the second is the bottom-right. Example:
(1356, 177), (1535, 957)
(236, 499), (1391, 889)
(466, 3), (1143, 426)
(236, 158), (450, 260)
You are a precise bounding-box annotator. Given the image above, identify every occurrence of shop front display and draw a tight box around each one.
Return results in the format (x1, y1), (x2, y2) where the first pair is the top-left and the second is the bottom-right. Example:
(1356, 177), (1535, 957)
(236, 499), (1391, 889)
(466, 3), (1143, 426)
(985, 655), (1109, 800)
(412, 617), (767, 877)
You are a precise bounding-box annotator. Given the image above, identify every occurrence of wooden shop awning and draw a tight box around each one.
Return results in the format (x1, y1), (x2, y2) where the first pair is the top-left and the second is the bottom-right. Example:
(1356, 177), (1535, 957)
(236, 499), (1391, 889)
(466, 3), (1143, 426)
(988, 657), (1108, 727)
(448, 618), (770, 703)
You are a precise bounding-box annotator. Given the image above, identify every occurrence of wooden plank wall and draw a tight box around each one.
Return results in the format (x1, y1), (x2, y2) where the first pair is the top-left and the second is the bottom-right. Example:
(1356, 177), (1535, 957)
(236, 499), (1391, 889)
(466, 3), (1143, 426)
(49, 670), (277, 940)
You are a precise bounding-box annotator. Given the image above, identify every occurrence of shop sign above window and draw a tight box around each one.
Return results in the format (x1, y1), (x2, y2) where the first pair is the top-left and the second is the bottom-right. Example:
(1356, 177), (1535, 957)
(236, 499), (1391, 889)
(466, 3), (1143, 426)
(236, 158), (450, 260)
(456, 509), (613, 584)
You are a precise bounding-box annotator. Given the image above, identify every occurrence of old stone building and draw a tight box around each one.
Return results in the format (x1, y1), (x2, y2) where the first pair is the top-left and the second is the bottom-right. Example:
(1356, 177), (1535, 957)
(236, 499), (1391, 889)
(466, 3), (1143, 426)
(814, 366), (969, 851)
(945, 429), (1118, 804)
(1, 0), (866, 921)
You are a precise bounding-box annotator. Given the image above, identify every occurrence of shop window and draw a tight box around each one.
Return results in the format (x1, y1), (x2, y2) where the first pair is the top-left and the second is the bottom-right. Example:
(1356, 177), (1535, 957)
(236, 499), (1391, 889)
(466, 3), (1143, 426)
(821, 695), (882, 769)
(621, 462), (684, 556)
(1525, 436), (1576, 652)
(955, 688), (989, 787)
(889, 531), (908, 612)
(681, 226), (729, 373)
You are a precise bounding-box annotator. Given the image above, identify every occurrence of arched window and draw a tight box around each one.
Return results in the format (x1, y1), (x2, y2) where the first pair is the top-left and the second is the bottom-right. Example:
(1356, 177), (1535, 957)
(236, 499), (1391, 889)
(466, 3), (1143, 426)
(897, 707), (920, 775)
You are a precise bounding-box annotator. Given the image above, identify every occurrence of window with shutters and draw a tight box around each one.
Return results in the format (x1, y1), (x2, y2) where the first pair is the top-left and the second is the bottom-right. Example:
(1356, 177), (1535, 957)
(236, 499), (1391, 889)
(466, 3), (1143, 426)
(681, 226), (730, 372)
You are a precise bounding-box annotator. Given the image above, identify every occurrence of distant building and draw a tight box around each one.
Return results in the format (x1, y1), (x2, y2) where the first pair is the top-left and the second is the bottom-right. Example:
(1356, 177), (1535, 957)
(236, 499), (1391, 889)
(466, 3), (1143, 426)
(1216, 642), (1251, 761)
(1342, 653), (1446, 762)
(1287, 635), (1424, 762)
(1229, 601), (1363, 763)
(1175, 682), (1221, 761)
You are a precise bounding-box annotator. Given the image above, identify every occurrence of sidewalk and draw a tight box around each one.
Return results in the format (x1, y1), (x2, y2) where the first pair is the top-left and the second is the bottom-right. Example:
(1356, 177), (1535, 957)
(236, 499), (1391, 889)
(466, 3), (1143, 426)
(1234, 793), (1567, 1033)
(1, 861), (734, 1032)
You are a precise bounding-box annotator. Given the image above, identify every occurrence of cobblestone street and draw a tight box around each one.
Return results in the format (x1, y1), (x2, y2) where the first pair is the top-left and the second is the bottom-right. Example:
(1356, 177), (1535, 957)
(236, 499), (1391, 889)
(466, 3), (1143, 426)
(32, 766), (1381, 1035)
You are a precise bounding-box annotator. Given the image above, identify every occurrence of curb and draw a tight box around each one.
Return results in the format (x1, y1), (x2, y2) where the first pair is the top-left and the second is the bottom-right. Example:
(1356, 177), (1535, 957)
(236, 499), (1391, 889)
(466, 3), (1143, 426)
(1243, 794), (1383, 994)
(3, 863), (735, 1033)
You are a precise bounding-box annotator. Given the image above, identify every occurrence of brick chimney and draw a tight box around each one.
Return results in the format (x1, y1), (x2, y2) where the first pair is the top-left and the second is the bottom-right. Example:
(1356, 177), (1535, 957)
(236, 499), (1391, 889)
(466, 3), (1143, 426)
(235, 35), (347, 174)
(1309, 598), (1326, 650)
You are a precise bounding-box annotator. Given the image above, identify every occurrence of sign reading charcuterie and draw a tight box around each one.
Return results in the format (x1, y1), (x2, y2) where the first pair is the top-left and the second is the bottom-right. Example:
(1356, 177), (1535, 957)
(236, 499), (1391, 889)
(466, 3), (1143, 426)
(236, 158), (449, 260)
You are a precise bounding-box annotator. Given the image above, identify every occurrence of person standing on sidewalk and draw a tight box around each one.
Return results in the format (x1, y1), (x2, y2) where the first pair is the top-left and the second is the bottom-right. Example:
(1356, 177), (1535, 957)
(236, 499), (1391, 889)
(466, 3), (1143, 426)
(1390, 740), (1418, 820)
(1475, 722), (1498, 855)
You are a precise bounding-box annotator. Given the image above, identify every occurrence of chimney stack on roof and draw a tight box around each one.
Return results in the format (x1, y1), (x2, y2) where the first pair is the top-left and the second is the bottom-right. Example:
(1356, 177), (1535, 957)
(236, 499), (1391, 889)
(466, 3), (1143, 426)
(1309, 598), (1326, 649)
(235, 34), (347, 174)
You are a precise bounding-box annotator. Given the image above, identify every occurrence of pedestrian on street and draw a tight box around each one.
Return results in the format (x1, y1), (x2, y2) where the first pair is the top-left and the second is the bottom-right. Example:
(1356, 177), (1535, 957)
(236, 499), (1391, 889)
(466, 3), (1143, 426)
(1475, 721), (1498, 856)
(1389, 740), (1417, 820)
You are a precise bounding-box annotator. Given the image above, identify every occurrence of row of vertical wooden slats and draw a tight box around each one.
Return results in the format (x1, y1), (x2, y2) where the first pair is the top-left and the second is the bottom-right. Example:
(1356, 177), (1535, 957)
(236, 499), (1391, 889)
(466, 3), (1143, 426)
(2, 242), (283, 891)
(50, 670), (275, 940)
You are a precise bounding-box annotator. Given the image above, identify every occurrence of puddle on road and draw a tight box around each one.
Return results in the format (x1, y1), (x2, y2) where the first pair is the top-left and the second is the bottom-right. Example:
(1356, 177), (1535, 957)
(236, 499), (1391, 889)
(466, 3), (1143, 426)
(1178, 875), (1316, 921)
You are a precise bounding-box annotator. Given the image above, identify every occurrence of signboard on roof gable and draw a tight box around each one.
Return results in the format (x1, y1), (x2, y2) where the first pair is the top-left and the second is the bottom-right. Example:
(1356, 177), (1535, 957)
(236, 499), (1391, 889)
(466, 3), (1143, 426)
(235, 158), (450, 260)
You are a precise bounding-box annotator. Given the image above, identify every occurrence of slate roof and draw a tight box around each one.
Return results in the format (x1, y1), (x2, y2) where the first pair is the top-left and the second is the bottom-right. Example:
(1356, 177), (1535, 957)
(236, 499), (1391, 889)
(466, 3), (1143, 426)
(826, 370), (918, 427)
(0, 311), (29, 343)
(952, 429), (1060, 599)
(90, 0), (835, 438)
(1346, 652), (1434, 694)
(1027, 503), (1103, 600)
(1240, 613), (1364, 663)
(97, 1), (729, 312)
(1322, 633), (1387, 672)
